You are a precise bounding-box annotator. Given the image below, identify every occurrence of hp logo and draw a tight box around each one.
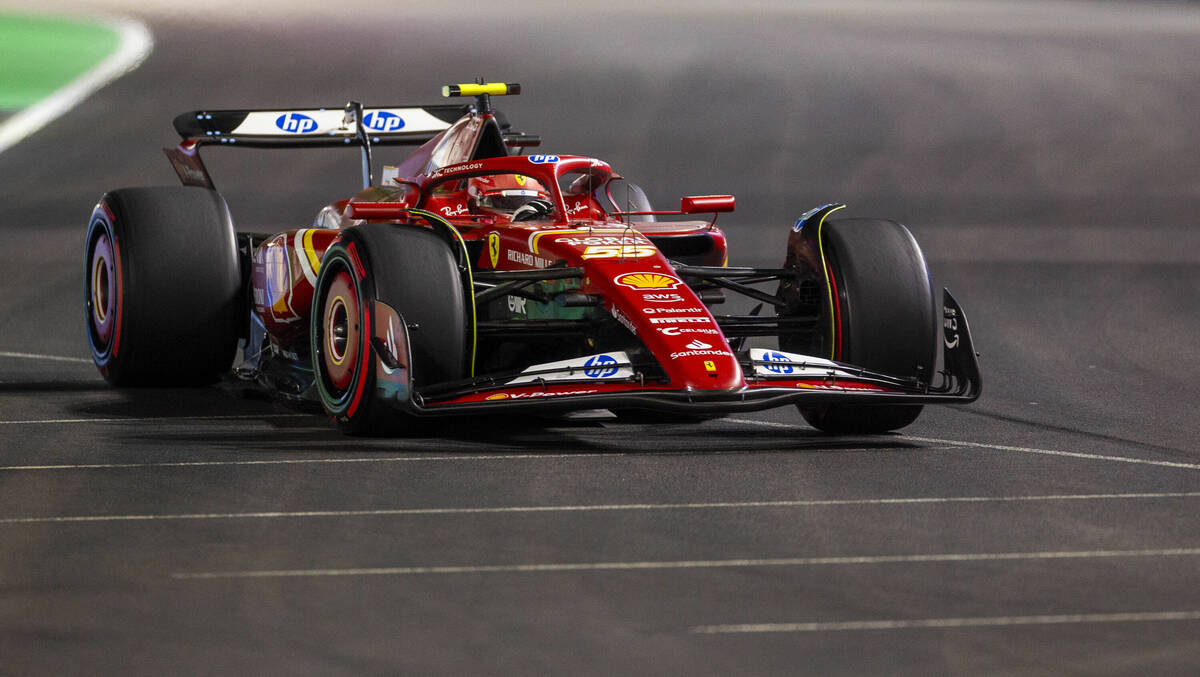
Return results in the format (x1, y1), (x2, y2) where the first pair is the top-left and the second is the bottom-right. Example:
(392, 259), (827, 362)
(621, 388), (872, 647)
(583, 354), (618, 378)
(363, 111), (405, 132)
(275, 113), (318, 134)
(528, 155), (559, 164)
(763, 351), (794, 374)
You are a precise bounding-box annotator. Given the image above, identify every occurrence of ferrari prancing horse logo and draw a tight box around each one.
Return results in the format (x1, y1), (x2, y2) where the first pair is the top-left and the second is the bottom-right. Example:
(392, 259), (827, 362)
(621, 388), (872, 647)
(488, 232), (500, 267)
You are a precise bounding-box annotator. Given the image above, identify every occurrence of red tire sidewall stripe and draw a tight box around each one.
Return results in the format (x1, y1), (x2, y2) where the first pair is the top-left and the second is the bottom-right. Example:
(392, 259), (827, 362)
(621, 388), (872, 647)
(343, 244), (371, 420)
(826, 260), (842, 362)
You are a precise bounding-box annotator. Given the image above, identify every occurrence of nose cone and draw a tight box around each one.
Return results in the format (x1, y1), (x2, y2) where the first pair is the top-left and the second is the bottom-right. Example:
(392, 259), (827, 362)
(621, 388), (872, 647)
(600, 267), (745, 390)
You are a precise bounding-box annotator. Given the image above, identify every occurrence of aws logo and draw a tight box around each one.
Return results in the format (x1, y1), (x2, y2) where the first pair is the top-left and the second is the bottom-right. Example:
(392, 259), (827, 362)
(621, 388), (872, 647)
(364, 111), (405, 132)
(275, 113), (318, 134)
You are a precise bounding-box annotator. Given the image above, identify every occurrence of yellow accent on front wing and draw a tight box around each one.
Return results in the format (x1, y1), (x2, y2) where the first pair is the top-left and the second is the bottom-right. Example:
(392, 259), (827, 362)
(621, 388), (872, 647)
(302, 228), (322, 274)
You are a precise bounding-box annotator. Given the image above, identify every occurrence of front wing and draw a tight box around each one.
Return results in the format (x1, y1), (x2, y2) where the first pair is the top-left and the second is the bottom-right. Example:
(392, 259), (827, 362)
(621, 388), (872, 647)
(372, 289), (980, 417)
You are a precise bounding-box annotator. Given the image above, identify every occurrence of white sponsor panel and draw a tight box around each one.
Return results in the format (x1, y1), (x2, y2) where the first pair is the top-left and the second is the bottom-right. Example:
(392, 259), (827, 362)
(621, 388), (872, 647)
(230, 108), (451, 137)
(750, 348), (842, 377)
(506, 352), (632, 384)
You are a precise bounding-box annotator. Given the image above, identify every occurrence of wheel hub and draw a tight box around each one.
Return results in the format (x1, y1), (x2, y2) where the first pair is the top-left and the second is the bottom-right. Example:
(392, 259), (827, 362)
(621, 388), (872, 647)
(90, 232), (116, 346)
(322, 270), (359, 392)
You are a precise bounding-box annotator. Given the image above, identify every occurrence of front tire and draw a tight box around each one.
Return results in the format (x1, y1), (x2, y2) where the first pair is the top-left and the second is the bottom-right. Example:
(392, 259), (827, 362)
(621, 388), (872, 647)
(84, 187), (242, 386)
(311, 223), (468, 435)
(799, 218), (935, 434)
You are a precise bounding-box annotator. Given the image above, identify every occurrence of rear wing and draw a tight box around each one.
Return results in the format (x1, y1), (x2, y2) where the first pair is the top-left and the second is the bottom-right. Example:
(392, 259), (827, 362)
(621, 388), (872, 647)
(164, 83), (539, 191)
(171, 104), (468, 149)
(165, 101), (469, 190)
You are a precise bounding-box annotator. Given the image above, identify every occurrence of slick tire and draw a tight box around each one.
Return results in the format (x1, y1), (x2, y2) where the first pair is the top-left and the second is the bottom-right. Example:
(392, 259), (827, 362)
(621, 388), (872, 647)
(311, 223), (468, 436)
(799, 218), (936, 434)
(84, 187), (242, 386)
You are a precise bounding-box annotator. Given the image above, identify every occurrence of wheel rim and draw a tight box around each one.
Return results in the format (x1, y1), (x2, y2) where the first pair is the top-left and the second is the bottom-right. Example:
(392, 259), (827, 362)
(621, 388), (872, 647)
(89, 231), (116, 347)
(322, 270), (359, 392)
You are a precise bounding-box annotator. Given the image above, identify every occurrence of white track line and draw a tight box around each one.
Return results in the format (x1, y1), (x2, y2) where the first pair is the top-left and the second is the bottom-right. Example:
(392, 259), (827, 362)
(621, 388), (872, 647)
(690, 610), (1200, 634)
(7, 491), (1200, 525)
(726, 418), (1200, 471)
(907, 435), (1200, 471)
(172, 547), (1200, 580)
(0, 413), (312, 426)
(0, 16), (152, 155)
(0, 351), (92, 364)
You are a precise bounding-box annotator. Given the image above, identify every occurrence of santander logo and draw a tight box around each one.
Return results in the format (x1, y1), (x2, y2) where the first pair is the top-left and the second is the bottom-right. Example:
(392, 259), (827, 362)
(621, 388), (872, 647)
(685, 340), (712, 349)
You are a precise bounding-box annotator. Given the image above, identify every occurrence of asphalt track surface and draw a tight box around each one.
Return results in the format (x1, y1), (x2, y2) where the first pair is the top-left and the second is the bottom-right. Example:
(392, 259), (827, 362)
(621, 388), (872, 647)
(2, 1), (1200, 674)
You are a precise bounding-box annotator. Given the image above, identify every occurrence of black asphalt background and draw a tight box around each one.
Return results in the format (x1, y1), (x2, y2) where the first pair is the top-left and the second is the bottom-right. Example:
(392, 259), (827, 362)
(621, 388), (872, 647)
(1, 3), (1199, 674)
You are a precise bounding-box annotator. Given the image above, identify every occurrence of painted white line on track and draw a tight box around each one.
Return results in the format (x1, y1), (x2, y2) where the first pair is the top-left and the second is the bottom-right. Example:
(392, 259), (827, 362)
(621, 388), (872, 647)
(0, 351), (93, 364)
(7, 491), (1200, 525)
(0, 17), (153, 155)
(690, 610), (1200, 634)
(725, 418), (1200, 471)
(172, 547), (1200, 580)
(724, 419), (797, 429)
(906, 435), (1200, 471)
(0, 413), (313, 426)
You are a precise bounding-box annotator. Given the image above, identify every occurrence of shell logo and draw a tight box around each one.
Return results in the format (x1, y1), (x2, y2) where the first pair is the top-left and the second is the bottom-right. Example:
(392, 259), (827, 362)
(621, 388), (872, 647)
(614, 272), (681, 290)
(486, 393), (509, 400)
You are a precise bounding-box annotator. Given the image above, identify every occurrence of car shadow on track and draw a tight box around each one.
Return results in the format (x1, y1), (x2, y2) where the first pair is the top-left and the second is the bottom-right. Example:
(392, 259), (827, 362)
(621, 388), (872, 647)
(57, 384), (927, 457)
(0, 379), (114, 392)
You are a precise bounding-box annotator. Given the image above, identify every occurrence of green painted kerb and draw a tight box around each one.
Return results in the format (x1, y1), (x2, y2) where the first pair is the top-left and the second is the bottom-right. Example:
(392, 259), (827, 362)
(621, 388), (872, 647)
(0, 14), (120, 110)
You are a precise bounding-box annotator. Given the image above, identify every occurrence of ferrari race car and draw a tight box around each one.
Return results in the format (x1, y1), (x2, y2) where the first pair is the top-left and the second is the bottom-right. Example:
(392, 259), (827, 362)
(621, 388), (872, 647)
(84, 82), (980, 435)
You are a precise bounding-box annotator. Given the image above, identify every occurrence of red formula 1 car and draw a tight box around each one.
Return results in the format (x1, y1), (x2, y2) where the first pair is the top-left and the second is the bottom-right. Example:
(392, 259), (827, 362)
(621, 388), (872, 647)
(84, 82), (980, 435)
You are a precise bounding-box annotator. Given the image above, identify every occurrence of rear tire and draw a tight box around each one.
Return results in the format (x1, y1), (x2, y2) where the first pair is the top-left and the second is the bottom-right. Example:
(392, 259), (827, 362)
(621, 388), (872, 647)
(799, 218), (935, 434)
(84, 187), (242, 386)
(311, 223), (468, 435)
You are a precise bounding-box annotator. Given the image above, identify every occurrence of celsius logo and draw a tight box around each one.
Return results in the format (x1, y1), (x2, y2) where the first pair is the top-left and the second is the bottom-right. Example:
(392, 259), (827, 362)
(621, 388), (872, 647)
(583, 354), (618, 378)
(528, 154), (559, 164)
(685, 340), (712, 350)
(363, 111), (405, 132)
(658, 326), (720, 336)
(762, 351), (795, 374)
(275, 113), (318, 134)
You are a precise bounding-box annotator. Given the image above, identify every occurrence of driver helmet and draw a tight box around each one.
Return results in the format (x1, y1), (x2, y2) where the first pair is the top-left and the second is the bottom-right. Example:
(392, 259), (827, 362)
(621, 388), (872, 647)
(467, 174), (550, 217)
